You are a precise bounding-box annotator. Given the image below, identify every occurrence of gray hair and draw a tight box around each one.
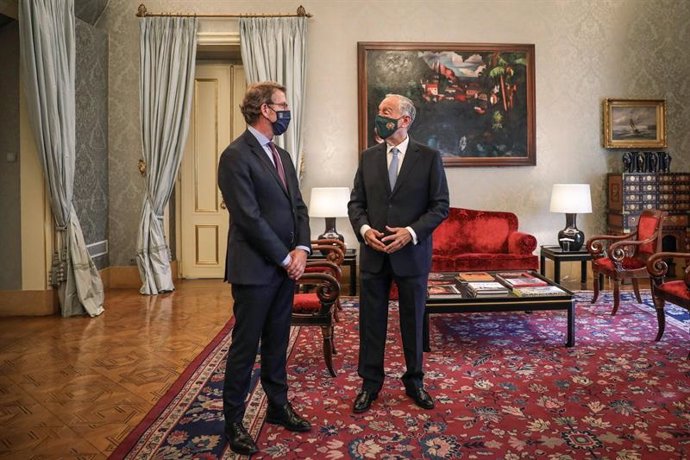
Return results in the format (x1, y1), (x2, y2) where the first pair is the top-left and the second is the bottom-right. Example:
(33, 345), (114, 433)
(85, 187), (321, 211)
(386, 93), (416, 125)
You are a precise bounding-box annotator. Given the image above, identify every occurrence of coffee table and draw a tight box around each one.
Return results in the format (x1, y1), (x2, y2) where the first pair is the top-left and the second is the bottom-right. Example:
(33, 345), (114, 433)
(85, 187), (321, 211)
(424, 271), (575, 351)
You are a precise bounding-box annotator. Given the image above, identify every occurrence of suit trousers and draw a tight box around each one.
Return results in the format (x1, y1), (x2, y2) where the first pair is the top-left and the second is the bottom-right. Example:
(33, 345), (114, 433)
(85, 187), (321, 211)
(358, 255), (428, 393)
(222, 272), (294, 424)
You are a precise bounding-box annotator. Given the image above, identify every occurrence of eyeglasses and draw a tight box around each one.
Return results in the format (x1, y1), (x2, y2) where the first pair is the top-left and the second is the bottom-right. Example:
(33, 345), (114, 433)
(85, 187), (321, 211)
(268, 101), (289, 110)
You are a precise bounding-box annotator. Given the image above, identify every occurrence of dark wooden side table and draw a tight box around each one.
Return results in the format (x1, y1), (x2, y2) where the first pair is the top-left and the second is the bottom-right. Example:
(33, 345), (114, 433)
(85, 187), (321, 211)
(540, 245), (592, 288)
(309, 248), (357, 295)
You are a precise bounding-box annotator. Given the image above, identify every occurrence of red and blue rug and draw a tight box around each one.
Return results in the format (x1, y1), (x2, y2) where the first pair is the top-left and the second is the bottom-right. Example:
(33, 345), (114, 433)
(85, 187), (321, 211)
(111, 292), (690, 459)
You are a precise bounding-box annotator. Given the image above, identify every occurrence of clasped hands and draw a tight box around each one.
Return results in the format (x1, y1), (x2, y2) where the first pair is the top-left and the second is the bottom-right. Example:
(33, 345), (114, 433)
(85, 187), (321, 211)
(364, 226), (411, 253)
(285, 248), (308, 280)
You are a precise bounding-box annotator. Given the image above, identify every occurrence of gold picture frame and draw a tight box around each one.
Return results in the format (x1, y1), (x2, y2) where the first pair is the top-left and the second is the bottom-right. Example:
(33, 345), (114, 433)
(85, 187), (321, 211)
(603, 98), (667, 149)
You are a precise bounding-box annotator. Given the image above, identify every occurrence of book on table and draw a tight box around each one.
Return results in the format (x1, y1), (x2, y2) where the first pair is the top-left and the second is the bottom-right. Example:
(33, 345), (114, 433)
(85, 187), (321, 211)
(495, 272), (548, 288)
(512, 285), (566, 297)
(428, 272), (459, 282)
(456, 272), (495, 282)
(427, 284), (462, 298)
(466, 281), (510, 297)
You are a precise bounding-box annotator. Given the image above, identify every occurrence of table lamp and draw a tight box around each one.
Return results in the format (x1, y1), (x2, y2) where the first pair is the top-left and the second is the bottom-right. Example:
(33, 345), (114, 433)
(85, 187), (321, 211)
(549, 184), (592, 252)
(309, 187), (350, 242)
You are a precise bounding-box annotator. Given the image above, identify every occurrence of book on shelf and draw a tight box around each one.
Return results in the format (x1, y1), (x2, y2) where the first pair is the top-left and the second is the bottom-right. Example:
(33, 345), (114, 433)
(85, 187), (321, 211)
(456, 272), (495, 282)
(428, 284), (462, 298)
(512, 285), (566, 297)
(495, 272), (548, 288)
(466, 281), (510, 298)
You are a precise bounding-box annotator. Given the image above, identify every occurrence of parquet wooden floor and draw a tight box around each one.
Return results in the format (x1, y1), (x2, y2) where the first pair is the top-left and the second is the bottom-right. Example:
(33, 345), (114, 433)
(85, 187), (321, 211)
(0, 279), (233, 459)
(0, 274), (629, 459)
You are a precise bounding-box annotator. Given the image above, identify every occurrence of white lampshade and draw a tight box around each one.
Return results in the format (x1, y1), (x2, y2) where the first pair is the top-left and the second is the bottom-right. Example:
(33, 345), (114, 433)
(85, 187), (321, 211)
(309, 187), (350, 218)
(549, 184), (592, 214)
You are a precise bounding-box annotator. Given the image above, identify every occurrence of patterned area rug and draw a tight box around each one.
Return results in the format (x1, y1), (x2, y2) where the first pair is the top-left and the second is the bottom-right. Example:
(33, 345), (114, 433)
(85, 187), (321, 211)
(111, 292), (690, 459)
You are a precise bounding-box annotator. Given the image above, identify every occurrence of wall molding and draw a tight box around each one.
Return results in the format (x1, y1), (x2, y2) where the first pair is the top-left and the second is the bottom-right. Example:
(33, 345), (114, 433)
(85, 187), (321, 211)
(0, 289), (58, 316)
(101, 261), (179, 289)
(0, 261), (180, 316)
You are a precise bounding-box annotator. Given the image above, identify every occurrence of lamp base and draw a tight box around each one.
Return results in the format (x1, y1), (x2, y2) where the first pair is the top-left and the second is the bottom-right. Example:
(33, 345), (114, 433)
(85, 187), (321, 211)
(558, 213), (585, 252)
(318, 217), (344, 255)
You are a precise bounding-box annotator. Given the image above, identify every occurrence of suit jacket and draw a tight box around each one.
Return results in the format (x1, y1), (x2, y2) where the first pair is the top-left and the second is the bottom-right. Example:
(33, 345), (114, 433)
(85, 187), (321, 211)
(348, 139), (449, 277)
(218, 130), (310, 284)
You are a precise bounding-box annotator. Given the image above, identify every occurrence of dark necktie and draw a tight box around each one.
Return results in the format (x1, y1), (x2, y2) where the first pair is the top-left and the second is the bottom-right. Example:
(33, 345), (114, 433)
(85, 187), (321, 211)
(268, 141), (287, 188)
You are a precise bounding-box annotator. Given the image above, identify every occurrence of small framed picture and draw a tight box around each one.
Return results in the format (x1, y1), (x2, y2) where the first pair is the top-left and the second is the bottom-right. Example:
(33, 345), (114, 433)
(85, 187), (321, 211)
(603, 98), (666, 149)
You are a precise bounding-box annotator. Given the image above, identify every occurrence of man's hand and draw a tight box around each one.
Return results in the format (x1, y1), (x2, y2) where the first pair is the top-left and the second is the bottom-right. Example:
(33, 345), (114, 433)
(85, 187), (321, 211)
(364, 228), (388, 252)
(381, 226), (411, 254)
(285, 248), (308, 280)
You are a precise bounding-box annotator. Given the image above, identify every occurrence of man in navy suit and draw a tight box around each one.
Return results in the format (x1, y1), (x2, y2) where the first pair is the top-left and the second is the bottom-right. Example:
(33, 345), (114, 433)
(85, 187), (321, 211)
(218, 82), (311, 455)
(348, 94), (449, 413)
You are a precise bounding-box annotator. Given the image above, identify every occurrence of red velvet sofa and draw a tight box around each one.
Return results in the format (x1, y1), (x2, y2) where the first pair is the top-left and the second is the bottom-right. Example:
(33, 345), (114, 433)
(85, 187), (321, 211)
(431, 207), (538, 272)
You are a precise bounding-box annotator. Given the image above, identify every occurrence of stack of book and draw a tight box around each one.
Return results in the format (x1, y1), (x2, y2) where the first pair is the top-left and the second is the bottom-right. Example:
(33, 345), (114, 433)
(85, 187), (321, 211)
(512, 285), (566, 297)
(427, 284), (462, 299)
(456, 272), (495, 283)
(495, 272), (548, 289)
(466, 281), (510, 298)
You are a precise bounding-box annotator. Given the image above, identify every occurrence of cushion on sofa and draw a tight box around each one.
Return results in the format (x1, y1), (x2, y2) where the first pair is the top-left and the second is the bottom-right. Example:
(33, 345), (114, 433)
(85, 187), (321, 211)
(433, 208), (518, 255)
(431, 207), (538, 273)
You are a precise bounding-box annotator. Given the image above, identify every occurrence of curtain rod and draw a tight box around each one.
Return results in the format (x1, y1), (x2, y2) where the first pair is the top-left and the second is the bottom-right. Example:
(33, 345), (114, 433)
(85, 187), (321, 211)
(136, 3), (312, 18)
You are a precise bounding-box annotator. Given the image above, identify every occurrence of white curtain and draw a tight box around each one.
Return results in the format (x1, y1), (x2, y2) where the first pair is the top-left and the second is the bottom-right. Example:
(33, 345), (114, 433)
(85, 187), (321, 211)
(239, 17), (307, 175)
(136, 17), (198, 295)
(19, 0), (104, 317)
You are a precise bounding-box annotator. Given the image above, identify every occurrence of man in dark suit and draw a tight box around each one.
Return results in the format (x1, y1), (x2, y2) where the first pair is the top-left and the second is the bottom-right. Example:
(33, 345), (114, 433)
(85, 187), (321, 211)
(348, 94), (449, 413)
(218, 81), (311, 455)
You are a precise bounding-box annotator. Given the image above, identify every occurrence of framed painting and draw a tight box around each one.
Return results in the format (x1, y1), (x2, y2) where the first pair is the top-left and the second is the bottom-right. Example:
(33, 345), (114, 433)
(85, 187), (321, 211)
(603, 99), (667, 149)
(357, 42), (536, 167)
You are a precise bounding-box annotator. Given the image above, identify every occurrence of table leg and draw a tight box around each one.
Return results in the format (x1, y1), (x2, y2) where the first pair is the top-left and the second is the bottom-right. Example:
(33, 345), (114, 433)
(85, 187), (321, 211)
(566, 299), (575, 347)
(554, 260), (561, 284)
(540, 254), (546, 276)
(423, 310), (430, 352)
(580, 260), (587, 288)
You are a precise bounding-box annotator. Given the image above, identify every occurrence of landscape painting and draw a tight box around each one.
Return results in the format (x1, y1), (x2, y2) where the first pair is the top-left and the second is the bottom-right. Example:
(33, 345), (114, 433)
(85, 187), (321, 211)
(603, 99), (666, 149)
(357, 42), (536, 167)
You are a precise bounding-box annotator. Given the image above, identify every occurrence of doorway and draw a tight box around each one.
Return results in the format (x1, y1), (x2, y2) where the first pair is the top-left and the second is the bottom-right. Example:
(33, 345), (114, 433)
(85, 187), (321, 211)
(179, 62), (246, 278)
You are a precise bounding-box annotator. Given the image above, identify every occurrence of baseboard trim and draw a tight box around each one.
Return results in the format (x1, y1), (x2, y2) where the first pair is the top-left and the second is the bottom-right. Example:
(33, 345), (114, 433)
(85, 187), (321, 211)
(101, 261), (179, 289)
(0, 289), (59, 316)
(0, 262), (179, 316)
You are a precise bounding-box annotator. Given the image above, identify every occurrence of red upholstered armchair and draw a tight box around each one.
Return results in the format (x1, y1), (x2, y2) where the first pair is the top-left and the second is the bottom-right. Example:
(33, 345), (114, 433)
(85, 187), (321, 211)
(431, 208), (538, 272)
(292, 261), (341, 377)
(646, 252), (690, 357)
(587, 209), (666, 315)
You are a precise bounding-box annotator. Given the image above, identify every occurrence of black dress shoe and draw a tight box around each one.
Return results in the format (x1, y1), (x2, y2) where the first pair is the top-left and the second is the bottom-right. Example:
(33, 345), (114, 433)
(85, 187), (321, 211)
(352, 390), (378, 413)
(225, 422), (258, 455)
(266, 402), (312, 432)
(405, 387), (435, 409)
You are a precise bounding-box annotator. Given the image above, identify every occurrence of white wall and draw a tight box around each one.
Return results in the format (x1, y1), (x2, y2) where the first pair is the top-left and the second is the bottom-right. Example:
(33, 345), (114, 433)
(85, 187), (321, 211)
(101, 0), (690, 266)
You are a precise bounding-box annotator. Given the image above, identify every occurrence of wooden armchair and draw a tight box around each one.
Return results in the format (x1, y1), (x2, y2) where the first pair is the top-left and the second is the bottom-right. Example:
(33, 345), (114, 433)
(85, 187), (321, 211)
(311, 238), (346, 264)
(307, 239), (345, 320)
(647, 252), (690, 357)
(587, 209), (667, 315)
(292, 261), (341, 376)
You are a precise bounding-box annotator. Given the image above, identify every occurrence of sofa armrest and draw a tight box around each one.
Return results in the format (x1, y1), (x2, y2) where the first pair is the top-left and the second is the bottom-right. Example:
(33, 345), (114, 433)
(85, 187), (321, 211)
(507, 231), (537, 255)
